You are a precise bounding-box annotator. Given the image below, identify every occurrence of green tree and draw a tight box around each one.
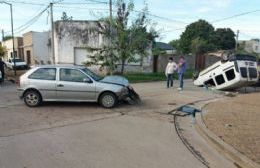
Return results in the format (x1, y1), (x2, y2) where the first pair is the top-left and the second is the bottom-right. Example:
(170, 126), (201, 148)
(169, 39), (180, 53)
(179, 19), (215, 54)
(191, 38), (215, 70)
(212, 28), (235, 50)
(0, 45), (6, 58)
(3, 35), (12, 41)
(85, 0), (157, 74)
(61, 12), (73, 21)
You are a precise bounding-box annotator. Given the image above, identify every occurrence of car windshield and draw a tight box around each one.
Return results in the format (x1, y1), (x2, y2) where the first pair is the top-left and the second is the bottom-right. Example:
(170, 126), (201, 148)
(13, 59), (24, 62)
(81, 68), (103, 81)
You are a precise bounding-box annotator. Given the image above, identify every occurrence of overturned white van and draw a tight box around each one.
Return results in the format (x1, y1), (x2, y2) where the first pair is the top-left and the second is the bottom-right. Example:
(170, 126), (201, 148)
(194, 54), (259, 90)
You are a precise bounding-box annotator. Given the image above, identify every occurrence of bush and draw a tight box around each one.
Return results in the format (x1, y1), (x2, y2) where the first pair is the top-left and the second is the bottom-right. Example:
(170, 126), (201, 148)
(123, 69), (194, 83)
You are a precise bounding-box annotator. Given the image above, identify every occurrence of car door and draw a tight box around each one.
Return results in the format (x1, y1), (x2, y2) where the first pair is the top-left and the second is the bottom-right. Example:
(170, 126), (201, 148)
(56, 68), (96, 101)
(28, 68), (57, 99)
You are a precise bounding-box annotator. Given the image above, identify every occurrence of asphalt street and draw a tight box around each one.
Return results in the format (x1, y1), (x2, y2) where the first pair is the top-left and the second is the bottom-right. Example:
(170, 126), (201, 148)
(0, 80), (232, 168)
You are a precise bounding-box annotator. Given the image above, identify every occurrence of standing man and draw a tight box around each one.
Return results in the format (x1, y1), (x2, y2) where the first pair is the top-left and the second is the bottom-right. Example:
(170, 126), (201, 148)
(177, 56), (186, 91)
(165, 57), (177, 88)
(0, 57), (5, 82)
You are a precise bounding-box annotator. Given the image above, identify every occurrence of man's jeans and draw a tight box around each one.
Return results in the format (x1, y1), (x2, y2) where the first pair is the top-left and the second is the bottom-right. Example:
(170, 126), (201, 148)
(178, 73), (184, 88)
(167, 74), (173, 88)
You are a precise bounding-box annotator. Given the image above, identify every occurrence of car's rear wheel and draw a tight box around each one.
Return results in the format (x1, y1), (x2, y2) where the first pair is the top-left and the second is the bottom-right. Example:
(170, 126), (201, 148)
(99, 92), (117, 108)
(24, 90), (42, 107)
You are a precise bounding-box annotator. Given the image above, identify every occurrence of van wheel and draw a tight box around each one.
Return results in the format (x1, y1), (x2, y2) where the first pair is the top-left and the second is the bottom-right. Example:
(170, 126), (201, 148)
(99, 92), (117, 108)
(24, 90), (42, 107)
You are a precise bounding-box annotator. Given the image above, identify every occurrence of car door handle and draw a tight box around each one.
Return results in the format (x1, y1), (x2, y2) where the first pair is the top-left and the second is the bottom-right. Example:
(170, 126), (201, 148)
(57, 84), (64, 87)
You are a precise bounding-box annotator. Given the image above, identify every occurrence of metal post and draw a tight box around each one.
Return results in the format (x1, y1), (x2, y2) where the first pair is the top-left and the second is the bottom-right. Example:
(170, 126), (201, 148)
(0, 1), (16, 76)
(235, 30), (239, 52)
(109, 0), (112, 20)
(108, 0), (113, 75)
(50, 3), (55, 64)
(1, 29), (4, 41)
(10, 3), (16, 76)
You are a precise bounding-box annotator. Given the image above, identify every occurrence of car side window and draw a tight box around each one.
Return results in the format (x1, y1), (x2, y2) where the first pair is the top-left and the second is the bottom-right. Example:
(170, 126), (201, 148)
(60, 68), (88, 82)
(29, 68), (56, 80)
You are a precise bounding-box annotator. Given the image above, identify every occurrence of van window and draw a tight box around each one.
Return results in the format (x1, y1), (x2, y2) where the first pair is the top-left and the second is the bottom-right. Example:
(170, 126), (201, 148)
(215, 74), (225, 85)
(225, 69), (235, 81)
(205, 78), (216, 87)
(29, 68), (56, 80)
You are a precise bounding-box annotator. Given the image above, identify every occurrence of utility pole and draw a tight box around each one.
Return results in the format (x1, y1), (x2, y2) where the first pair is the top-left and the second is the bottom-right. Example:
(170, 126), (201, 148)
(109, 0), (112, 21)
(50, 2), (55, 64)
(235, 30), (239, 51)
(108, 0), (113, 75)
(0, 1), (16, 76)
(1, 29), (4, 41)
(10, 3), (16, 76)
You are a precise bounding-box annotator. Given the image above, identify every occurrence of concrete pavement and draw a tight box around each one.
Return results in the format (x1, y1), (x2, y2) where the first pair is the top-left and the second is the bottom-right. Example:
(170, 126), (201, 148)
(0, 80), (234, 168)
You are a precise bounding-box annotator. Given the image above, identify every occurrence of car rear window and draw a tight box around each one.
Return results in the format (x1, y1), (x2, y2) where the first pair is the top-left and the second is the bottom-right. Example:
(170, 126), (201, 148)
(29, 68), (56, 80)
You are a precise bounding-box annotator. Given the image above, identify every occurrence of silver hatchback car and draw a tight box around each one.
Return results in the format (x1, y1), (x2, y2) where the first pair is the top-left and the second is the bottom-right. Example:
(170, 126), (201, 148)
(17, 65), (140, 108)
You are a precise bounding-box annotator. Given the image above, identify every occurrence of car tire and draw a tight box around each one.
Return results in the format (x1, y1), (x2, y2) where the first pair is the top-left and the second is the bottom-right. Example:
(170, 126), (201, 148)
(99, 92), (117, 108)
(24, 90), (42, 107)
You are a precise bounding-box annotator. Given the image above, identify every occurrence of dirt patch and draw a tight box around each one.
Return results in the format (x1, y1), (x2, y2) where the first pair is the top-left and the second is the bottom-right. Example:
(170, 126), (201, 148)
(203, 92), (260, 164)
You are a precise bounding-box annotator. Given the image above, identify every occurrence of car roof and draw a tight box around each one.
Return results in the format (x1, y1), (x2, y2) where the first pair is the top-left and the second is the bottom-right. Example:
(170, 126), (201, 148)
(33, 64), (87, 69)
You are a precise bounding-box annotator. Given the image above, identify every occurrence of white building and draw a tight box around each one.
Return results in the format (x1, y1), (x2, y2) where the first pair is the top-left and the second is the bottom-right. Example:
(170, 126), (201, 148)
(53, 20), (153, 72)
(239, 39), (260, 54)
(2, 37), (24, 61)
(23, 31), (51, 65)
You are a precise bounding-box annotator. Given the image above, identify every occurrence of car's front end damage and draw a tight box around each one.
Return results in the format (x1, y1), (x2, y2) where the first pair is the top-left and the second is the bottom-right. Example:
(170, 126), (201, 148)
(99, 75), (141, 104)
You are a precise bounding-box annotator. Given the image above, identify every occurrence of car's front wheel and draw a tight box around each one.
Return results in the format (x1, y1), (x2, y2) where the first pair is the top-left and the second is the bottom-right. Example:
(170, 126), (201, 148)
(24, 90), (42, 107)
(99, 92), (117, 108)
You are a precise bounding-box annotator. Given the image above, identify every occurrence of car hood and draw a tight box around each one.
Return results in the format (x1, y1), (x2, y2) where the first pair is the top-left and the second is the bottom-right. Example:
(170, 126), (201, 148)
(99, 76), (129, 86)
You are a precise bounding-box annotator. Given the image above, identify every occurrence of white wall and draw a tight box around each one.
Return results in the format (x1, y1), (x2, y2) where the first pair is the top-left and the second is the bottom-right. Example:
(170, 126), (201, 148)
(54, 21), (102, 65)
(32, 31), (50, 64)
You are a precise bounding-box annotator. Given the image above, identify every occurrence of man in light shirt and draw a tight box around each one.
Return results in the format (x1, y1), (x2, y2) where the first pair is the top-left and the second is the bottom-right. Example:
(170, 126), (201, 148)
(165, 57), (178, 88)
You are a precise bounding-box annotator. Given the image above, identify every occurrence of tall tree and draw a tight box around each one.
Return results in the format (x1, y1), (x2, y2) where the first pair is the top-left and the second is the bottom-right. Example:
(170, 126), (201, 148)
(169, 39), (180, 53)
(85, 0), (157, 74)
(3, 35), (12, 41)
(61, 12), (73, 21)
(211, 28), (235, 50)
(179, 19), (215, 54)
(0, 45), (6, 58)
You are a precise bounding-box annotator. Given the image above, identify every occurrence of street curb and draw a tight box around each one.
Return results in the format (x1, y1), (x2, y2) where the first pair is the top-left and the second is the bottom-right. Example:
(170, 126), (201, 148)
(195, 111), (260, 168)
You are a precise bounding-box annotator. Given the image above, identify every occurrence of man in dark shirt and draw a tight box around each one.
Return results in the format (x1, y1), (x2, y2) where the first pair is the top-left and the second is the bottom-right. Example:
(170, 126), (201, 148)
(0, 57), (5, 82)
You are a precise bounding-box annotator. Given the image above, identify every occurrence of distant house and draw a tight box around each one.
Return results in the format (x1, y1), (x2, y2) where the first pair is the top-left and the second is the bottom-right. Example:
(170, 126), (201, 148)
(23, 31), (51, 65)
(2, 37), (24, 61)
(53, 20), (153, 73)
(239, 39), (260, 54)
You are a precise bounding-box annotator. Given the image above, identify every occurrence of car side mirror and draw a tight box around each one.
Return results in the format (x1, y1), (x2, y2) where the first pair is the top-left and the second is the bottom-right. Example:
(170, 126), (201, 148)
(83, 78), (93, 83)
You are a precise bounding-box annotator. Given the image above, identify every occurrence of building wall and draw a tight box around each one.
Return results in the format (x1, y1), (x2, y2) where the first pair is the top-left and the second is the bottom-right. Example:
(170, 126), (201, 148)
(156, 54), (220, 73)
(241, 39), (260, 54)
(23, 31), (50, 65)
(54, 21), (102, 65)
(54, 20), (153, 73)
(2, 37), (23, 61)
(23, 32), (33, 65)
(32, 31), (50, 64)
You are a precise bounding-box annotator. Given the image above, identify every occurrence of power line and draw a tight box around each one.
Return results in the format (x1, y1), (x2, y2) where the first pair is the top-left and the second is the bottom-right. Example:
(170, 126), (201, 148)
(211, 9), (260, 23)
(5, 5), (49, 34)
(162, 9), (260, 33)
(5, 0), (45, 6)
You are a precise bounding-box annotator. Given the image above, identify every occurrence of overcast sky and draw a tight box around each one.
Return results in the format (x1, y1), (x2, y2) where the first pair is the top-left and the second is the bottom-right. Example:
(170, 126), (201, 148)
(0, 0), (260, 42)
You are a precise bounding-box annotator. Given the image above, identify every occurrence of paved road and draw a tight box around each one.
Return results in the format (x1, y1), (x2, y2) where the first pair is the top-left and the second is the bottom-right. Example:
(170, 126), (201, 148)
(0, 80), (226, 168)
